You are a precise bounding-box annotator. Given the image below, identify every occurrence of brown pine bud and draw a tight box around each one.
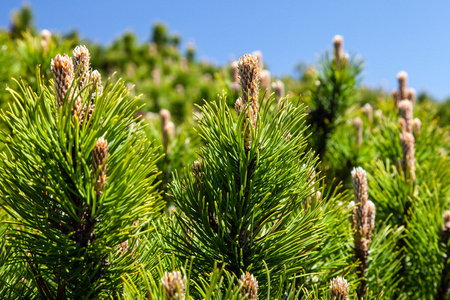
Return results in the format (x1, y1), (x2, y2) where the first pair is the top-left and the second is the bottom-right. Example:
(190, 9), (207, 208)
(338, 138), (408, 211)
(361, 103), (373, 124)
(285, 133), (292, 141)
(392, 89), (399, 107)
(353, 117), (363, 149)
(397, 71), (408, 87)
(93, 137), (108, 195)
(271, 80), (285, 99)
(163, 122), (175, 150)
(398, 118), (406, 131)
(230, 60), (239, 83)
(161, 271), (186, 300)
(259, 69), (271, 95)
(397, 71), (408, 100)
(444, 211), (450, 227)
(73, 96), (83, 117)
(351, 167), (375, 252)
(167, 205), (177, 214)
(238, 54), (260, 149)
(90, 69), (103, 100)
(397, 71), (408, 101)
(352, 167), (368, 209)
(72, 45), (91, 90)
(40, 29), (51, 52)
(333, 35), (344, 63)
(374, 109), (383, 120)
(412, 118), (421, 135)
(40, 29), (51, 42)
(191, 160), (201, 174)
(239, 54), (260, 114)
(160, 109), (173, 150)
(407, 88), (416, 104)
(79, 104), (96, 127)
(51, 54), (74, 111)
(252, 50), (264, 69)
(365, 200), (376, 238)
(192, 160), (202, 188)
(117, 239), (129, 255)
(330, 276), (349, 300)
(351, 168), (375, 297)
(239, 272), (258, 300)
(400, 131), (416, 182)
(442, 211), (450, 245)
(166, 122), (175, 139)
(230, 61), (240, 92)
(316, 190), (322, 201)
(398, 99), (413, 133)
(151, 68), (161, 86)
(160, 109), (171, 126)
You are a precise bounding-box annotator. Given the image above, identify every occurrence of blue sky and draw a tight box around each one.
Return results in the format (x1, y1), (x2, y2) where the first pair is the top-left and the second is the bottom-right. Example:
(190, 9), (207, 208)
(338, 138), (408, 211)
(2, 1), (450, 101)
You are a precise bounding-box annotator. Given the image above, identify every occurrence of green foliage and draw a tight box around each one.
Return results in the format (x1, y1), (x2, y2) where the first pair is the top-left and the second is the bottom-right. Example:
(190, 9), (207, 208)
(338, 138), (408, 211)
(169, 94), (356, 297)
(0, 31), (19, 128)
(10, 4), (35, 39)
(151, 23), (181, 54)
(365, 220), (403, 298)
(0, 66), (162, 298)
(437, 98), (450, 127)
(307, 51), (363, 159)
(144, 113), (200, 204)
(0, 6), (449, 298)
(16, 31), (73, 85)
(323, 115), (372, 187)
(367, 132), (450, 298)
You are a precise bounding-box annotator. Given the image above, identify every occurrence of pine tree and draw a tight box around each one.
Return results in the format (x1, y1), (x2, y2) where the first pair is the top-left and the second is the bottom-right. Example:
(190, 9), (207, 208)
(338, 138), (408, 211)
(0, 45), (162, 298)
(169, 54), (357, 297)
(307, 35), (362, 160)
(367, 72), (450, 298)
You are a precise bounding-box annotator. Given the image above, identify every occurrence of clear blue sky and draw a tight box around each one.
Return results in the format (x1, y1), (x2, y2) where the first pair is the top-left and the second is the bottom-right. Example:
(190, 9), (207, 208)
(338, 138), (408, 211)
(2, 1), (450, 101)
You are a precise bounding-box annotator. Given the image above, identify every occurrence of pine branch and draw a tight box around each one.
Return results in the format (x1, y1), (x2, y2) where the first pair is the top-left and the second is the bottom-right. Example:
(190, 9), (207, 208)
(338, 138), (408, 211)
(0, 46), (162, 297)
